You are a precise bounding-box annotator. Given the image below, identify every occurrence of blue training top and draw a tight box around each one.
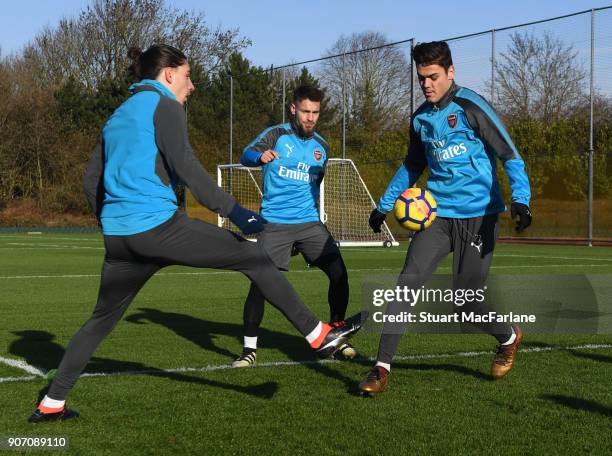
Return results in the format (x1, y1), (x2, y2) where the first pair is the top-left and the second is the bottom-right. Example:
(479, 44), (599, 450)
(83, 80), (236, 235)
(379, 83), (531, 218)
(241, 122), (329, 224)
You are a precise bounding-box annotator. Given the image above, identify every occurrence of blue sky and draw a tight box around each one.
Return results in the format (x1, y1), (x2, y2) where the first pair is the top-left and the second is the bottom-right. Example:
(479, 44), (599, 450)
(1, 0), (611, 68)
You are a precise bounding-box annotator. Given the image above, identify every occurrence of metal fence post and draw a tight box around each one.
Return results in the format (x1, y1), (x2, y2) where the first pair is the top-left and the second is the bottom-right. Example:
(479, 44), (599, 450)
(270, 65), (274, 115)
(410, 38), (415, 116)
(282, 68), (286, 124)
(588, 9), (595, 247)
(229, 71), (233, 165)
(491, 29), (496, 106)
(342, 52), (346, 159)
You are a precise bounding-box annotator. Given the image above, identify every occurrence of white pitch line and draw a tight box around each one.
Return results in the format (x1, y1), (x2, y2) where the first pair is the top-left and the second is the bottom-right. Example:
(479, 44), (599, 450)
(0, 235), (101, 242)
(0, 264), (609, 281)
(0, 356), (46, 377)
(395, 343), (612, 360)
(490, 264), (608, 269)
(0, 376), (38, 384)
(4, 240), (611, 263)
(1, 343), (610, 384)
(0, 268), (399, 280)
(496, 254), (612, 262)
(1, 264), (609, 281)
(0, 248), (103, 251)
(346, 249), (612, 263)
(6, 243), (104, 250)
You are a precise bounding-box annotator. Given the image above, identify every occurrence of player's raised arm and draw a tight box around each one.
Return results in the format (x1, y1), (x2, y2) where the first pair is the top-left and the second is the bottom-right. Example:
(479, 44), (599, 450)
(241, 126), (284, 166)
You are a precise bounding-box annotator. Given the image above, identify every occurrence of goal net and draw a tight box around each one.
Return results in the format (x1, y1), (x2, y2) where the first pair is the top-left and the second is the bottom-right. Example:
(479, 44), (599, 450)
(214, 158), (397, 247)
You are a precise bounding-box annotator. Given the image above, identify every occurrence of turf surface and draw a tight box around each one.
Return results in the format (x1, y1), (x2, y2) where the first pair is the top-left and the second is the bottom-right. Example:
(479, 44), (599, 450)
(0, 233), (611, 455)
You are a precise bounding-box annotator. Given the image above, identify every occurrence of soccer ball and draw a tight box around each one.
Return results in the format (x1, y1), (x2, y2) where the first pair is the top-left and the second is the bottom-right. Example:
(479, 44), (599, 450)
(394, 188), (437, 231)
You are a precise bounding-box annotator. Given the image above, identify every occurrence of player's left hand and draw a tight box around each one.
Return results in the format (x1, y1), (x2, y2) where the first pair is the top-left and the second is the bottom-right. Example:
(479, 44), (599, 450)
(511, 202), (532, 233)
(229, 204), (267, 235)
(369, 208), (387, 233)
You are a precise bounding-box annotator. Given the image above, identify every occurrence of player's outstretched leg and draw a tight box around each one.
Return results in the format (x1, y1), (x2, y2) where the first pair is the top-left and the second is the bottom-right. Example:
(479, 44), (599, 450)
(29, 256), (159, 422)
(148, 214), (366, 359)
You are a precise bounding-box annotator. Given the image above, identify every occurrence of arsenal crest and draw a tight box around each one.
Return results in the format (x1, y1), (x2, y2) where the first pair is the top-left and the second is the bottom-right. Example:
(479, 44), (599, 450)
(314, 149), (322, 161)
(447, 114), (457, 128)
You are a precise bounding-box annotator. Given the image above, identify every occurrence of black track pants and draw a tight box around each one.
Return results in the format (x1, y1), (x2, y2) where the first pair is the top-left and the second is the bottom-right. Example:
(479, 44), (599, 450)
(47, 212), (320, 400)
(376, 214), (513, 365)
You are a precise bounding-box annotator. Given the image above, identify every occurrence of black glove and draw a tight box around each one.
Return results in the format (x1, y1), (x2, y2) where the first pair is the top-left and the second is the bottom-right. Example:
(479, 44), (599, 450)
(369, 208), (387, 233)
(511, 202), (532, 233)
(229, 204), (267, 235)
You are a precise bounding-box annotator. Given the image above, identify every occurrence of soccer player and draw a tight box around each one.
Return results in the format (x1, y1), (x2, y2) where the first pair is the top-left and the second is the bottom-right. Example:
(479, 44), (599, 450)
(232, 85), (355, 367)
(28, 45), (364, 422)
(360, 41), (532, 394)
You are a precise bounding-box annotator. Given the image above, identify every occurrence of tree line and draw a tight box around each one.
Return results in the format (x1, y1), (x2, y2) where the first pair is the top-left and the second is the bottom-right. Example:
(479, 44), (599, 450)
(0, 0), (610, 227)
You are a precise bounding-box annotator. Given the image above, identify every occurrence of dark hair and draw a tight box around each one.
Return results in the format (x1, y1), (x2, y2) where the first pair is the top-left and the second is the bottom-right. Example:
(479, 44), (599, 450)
(411, 41), (453, 70)
(128, 44), (187, 80)
(293, 85), (324, 103)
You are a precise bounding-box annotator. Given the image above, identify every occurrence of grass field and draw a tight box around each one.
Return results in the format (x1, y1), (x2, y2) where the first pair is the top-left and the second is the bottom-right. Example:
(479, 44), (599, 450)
(0, 233), (611, 455)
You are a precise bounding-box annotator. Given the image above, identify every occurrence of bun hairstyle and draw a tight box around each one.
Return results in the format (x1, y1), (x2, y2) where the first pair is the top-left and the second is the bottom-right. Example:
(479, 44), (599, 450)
(128, 44), (188, 80)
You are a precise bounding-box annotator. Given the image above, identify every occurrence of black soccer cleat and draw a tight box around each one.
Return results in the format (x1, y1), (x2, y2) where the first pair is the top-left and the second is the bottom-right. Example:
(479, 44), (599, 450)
(28, 407), (80, 423)
(315, 311), (368, 359)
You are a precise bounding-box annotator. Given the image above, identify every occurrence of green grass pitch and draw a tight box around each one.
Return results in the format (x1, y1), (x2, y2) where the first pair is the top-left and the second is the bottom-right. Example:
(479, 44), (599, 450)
(0, 233), (611, 455)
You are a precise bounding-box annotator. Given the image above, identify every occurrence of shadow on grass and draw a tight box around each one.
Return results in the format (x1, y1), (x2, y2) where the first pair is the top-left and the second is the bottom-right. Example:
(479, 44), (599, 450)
(125, 307), (357, 390)
(568, 350), (612, 364)
(520, 340), (612, 364)
(541, 394), (612, 418)
(344, 359), (493, 397)
(394, 362), (491, 380)
(10, 330), (278, 401)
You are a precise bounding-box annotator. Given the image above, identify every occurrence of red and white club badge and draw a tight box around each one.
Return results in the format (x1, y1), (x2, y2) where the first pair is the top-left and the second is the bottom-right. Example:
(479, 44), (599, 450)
(313, 149), (322, 161)
(447, 114), (457, 128)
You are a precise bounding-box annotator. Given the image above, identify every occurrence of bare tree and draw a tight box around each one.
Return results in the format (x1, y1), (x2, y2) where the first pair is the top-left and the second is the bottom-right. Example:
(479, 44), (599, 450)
(24, 0), (250, 89)
(494, 31), (585, 120)
(319, 31), (411, 132)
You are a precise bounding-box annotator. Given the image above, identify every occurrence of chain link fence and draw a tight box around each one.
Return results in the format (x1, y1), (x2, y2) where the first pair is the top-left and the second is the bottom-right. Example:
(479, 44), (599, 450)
(193, 7), (612, 242)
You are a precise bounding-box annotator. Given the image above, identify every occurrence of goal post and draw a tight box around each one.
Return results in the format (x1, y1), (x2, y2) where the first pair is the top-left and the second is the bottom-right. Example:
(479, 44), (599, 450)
(213, 158), (398, 247)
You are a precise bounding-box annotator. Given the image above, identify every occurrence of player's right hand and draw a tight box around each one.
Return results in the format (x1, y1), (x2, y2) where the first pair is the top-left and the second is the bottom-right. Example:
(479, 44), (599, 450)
(228, 204), (267, 235)
(369, 208), (387, 233)
(260, 150), (279, 164)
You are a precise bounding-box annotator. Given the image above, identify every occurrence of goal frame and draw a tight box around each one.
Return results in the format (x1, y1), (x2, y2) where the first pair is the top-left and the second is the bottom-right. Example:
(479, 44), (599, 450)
(216, 158), (398, 247)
